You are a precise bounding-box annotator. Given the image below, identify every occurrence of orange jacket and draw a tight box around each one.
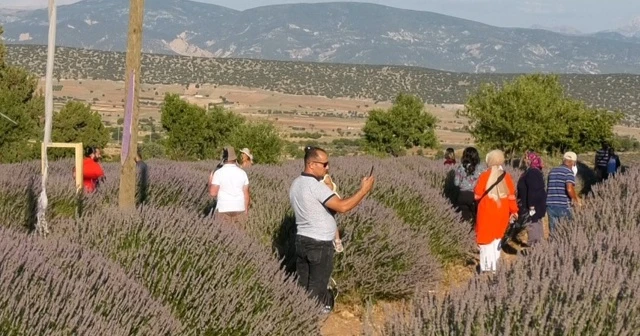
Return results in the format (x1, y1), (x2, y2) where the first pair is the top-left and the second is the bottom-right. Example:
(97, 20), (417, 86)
(473, 170), (518, 245)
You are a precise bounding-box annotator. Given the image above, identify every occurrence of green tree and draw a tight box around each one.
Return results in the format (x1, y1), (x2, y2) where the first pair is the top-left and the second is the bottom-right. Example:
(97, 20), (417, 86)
(230, 121), (283, 164)
(363, 93), (438, 156)
(161, 94), (286, 162)
(139, 142), (166, 159)
(0, 26), (44, 163)
(161, 93), (243, 160)
(51, 101), (110, 158)
(462, 74), (622, 157)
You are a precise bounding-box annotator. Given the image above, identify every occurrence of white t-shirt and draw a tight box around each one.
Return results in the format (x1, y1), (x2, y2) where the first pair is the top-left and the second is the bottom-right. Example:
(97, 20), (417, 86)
(211, 164), (249, 212)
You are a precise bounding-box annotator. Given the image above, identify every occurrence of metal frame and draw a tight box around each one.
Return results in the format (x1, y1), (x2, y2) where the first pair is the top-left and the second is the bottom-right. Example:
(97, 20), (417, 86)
(41, 142), (83, 192)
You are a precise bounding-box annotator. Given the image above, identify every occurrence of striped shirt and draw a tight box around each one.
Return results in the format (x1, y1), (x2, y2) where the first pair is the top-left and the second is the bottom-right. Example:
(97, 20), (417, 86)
(595, 149), (609, 168)
(546, 165), (575, 208)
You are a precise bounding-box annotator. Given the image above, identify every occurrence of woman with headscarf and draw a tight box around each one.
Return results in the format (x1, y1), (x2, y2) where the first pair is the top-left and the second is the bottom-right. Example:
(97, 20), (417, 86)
(517, 152), (547, 246)
(454, 147), (486, 223)
(473, 150), (519, 273)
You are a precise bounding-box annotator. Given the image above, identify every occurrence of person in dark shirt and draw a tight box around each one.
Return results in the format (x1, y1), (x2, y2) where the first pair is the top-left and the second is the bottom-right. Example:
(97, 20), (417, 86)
(594, 142), (610, 181)
(517, 151), (546, 246)
(135, 149), (149, 204)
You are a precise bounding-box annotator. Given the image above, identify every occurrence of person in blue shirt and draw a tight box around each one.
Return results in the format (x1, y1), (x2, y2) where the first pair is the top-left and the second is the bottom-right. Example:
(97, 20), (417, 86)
(546, 151), (581, 233)
(605, 147), (621, 180)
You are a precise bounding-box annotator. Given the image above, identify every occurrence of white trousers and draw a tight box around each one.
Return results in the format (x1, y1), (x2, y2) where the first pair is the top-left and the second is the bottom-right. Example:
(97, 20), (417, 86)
(479, 239), (501, 272)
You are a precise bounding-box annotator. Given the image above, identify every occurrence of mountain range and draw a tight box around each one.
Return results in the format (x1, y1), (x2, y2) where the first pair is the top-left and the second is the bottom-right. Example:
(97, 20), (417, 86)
(1, 0), (640, 74)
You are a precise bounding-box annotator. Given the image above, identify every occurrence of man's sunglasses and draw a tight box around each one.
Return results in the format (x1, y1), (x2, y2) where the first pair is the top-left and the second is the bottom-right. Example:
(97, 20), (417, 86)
(313, 161), (329, 168)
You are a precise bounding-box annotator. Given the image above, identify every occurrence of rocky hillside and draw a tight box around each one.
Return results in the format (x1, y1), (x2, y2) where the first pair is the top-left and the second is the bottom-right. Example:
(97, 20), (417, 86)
(1, 0), (640, 74)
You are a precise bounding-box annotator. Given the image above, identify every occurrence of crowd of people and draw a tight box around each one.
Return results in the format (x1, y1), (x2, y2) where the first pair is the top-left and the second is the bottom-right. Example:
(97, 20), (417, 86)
(72, 142), (623, 314)
(449, 143), (621, 273)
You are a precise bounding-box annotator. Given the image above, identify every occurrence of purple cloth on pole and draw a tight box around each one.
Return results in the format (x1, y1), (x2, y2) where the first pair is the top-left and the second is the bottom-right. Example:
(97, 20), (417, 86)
(121, 70), (135, 165)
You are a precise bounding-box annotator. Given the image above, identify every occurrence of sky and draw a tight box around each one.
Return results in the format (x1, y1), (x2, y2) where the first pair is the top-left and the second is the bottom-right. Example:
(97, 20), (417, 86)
(1, 0), (638, 33)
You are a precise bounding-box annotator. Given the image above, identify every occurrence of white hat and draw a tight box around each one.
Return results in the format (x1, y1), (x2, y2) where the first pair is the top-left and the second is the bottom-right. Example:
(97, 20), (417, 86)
(240, 148), (253, 162)
(563, 151), (577, 161)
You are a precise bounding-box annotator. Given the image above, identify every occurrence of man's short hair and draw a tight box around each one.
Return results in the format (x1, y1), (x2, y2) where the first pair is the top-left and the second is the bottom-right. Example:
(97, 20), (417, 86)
(304, 146), (326, 165)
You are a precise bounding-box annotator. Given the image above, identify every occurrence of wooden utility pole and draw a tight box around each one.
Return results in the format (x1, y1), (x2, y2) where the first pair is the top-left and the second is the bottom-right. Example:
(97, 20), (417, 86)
(118, 0), (145, 209)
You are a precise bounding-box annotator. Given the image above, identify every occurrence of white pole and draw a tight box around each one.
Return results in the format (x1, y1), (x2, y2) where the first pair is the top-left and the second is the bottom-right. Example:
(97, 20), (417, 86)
(36, 0), (57, 236)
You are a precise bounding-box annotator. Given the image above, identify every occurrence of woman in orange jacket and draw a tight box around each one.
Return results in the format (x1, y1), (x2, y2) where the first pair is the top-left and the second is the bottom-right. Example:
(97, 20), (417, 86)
(473, 149), (518, 273)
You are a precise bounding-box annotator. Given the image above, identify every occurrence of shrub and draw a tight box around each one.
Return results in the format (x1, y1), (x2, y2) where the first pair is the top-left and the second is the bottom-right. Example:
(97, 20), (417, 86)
(49, 206), (322, 335)
(383, 168), (640, 335)
(0, 226), (181, 335)
(333, 199), (441, 302)
(328, 157), (475, 265)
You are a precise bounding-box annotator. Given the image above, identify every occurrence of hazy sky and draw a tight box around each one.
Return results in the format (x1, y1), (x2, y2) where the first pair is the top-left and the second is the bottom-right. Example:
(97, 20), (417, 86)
(1, 0), (638, 33)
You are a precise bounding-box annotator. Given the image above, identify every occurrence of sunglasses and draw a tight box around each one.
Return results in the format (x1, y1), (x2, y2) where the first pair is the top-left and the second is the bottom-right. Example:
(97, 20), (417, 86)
(313, 161), (329, 168)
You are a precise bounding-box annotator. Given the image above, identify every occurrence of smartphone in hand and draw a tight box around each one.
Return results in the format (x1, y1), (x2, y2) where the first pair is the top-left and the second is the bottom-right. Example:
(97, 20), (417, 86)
(368, 165), (374, 177)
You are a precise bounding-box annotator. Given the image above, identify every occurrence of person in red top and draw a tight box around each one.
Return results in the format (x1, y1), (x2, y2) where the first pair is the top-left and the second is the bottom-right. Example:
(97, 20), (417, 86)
(73, 147), (105, 193)
(473, 149), (518, 273)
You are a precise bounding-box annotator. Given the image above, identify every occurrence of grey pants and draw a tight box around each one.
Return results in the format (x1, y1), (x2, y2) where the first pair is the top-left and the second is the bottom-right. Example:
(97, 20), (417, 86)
(527, 220), (544, 246)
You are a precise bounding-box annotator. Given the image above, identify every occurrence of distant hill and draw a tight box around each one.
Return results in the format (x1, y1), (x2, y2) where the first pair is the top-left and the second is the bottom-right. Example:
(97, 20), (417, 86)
(5, 44), (640, 126)
(1, 0), (640, 74)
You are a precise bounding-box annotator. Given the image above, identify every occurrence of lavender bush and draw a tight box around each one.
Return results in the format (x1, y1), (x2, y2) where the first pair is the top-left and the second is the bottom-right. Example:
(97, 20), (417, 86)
(328, 157), (475, 265)
(383, 168), (640, 335)
(0, 226), (181, 335)
(49, 206), (322, 335)
(333, 199), (442, 301)
(0, 154), (489, 329)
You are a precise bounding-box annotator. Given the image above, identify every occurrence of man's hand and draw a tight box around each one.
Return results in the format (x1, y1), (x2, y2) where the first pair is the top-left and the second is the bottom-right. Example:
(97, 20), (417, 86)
(361, 176), (375, 194)
(509, 213), (518, 222)
(572, 198), (583, 207)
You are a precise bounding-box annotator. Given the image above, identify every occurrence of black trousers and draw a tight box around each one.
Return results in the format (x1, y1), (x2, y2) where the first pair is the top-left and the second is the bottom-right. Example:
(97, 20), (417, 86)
(295, 235), (334, 307)
(596, 166), (607, 180)
(457, 190), (476, 222)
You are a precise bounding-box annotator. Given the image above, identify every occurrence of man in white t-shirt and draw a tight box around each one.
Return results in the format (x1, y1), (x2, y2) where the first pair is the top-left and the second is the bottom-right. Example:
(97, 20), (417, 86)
(209, 146), (250, 226)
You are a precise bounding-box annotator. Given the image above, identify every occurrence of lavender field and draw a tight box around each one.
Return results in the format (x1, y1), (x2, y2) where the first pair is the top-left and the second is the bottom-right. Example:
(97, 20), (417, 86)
(0, 156), (637, 335)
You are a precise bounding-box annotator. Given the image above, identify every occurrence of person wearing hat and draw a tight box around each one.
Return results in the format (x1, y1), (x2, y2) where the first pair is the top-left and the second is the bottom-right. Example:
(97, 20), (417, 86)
(239, 148), (253, 169)
(209, 146), (251, 226)
(546, 151), (581, 233)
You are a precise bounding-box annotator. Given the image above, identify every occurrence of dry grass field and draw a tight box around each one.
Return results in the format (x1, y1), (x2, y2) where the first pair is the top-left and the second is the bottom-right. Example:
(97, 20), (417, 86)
(44, 79), (484, 147)
(42, 78), (640, 155)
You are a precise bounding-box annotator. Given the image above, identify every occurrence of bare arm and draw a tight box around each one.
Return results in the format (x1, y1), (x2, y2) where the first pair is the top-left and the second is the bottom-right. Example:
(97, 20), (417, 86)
(209, 184), (220, 198)
(243, 185), (250, 213)
(325, 176), (374, 213)
(566, 183), (578, 203)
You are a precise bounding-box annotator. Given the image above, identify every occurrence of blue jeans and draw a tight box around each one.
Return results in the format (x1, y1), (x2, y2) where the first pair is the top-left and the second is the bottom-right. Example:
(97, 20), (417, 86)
(547, 206), (572, 233)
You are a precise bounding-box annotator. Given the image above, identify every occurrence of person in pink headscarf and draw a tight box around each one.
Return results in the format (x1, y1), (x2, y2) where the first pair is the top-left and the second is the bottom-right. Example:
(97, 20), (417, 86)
(516, 151), (547, 246)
